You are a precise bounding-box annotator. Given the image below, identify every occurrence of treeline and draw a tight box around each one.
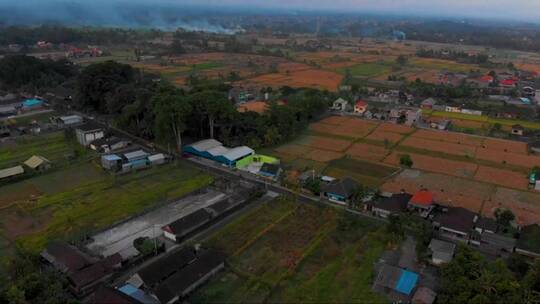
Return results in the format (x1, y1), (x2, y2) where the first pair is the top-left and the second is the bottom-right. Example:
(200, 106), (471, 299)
(76, 61), (333, 150)
(439, 245), (540, 303)
(0, 55), (77, 91)
(416, 49), (489, 65)
(0, 25), (163, 46)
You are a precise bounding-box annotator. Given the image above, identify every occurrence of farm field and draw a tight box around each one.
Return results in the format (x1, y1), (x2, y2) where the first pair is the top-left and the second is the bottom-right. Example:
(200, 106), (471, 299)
(271, 115), (540, 223)
(192, 198), (391, 303)
(336, 62), (391, 77)
(424, 110), (540, 130)
(0, 160), (213, 258)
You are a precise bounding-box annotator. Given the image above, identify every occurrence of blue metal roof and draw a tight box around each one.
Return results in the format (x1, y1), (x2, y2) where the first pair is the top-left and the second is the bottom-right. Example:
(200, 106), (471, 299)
(119, 284), (160, 304)
(395, 269), (418, 295)
(103, 154), (122, 161)
(22, 98), (43, 107)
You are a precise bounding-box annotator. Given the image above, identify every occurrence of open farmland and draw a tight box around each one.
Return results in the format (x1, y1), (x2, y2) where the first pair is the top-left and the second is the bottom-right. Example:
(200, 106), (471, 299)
(192, 198), (391, 303)
(272, 114), (540, 223)
(0, 142), (213, 259)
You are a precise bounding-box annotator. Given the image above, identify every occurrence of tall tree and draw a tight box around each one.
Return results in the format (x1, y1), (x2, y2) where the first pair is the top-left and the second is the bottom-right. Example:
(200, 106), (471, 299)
(190, 91), (233, 139)
(153, 86), (192, 151)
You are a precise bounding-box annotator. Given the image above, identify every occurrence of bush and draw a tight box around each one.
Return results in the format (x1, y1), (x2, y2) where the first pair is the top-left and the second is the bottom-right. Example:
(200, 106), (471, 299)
(399, 154), (413, 168)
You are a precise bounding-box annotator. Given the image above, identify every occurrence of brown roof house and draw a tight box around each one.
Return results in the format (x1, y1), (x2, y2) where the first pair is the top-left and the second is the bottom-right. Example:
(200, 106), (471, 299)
(370, 193), (412, 218)
(433, 207), (477, 243)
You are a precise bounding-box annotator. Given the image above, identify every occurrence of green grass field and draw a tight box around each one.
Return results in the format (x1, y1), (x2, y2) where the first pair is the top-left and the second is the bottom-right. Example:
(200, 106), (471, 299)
(191, 199), (391, 303)
(12, 163), (213, 252)
(0, 131), (88, 169)
(336, 63), (391, 77)
(425, 110), (540, 130)
(192, 61), (224, 70)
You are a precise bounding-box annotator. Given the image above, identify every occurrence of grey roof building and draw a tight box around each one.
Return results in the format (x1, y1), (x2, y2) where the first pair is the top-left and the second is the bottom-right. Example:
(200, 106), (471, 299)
(428, 239), (456, 265)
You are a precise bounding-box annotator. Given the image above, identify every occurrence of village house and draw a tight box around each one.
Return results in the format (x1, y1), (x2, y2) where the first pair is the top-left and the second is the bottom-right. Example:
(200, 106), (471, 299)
(407, 189), (434, 217)
(0, 165), (24, 181)
(127, 247), (197, 289)
(420, 98), (436, 109)
(516, 224), (540, 258)
(90, 286), (145, 304)
(258, 162), (282, 180)
(370, 193), (412, 218)
(24, 155), (51, 171)
(75, 122), (105, 146)
(412, 287), (437, 304)
(428, 238), (456, 265)
(373, 264), (419, 296)
(432, 207), (477, 243)
(153, 250), (225, 303)
(321, 177), (358, 205)
(511, 124), (525, 136)
(101, 154), (123, 171)
(117, 284), (160, 304)
(122, 150), (150, 171)
(331, 98), (350, 111)
(406, 109), (422, 126)
(57, 115), (83, 126)
(354, 100), (368, 114)
(162, 209), (213, 243)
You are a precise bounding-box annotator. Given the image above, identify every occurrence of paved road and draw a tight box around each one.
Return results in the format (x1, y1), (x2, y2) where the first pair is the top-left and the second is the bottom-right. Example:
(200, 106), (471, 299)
(85, 189), (227, 260)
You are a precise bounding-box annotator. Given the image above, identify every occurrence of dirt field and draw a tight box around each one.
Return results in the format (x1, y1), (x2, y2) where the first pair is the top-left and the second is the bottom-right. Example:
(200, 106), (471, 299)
(476, 148), (540, 169)
(297, 136), (352, 152)
(400, 137), (477, 157)
(275, 144), (314, 157)
(374, 123), (414, 134)
(488, 188), (540, 225)
(474, 166), (529, 190)
(246, 69), (343, 91)
(411, 129), (484, 146)
(305, 149), (345, 162)
(384, 152), (478, 178)
(365, 130), (404, 144)
(345, 143), (389, 162)
(481, 138), (528, 154)
(309, 117), (378, 139)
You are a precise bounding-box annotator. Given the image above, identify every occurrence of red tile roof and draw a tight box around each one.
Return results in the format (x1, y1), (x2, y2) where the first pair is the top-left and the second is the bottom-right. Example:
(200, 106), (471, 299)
(479, 75), (493, 83)
(356, 100), (367, 107)
(409, 190), (433, 206)
(500, 79), (516, 86)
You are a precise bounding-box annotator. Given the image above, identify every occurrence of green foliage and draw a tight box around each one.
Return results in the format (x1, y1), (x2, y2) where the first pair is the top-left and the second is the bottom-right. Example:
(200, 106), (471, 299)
(303, 177), (321, 195)
(399, 154), (413, 168)
(134, 237), (161, 256)
(0, 55), (76, 91)
(495, 208), (515, 227)
(0, 248), (73, 304)
(386, 214), (404, 237)
(396, 55), (408, 66)
(438, 245), (536, 304)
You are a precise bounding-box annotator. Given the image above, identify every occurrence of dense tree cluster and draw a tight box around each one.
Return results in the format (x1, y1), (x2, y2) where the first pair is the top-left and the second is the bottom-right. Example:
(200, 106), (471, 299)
(0, 55), (77, 91)
(0, 248), (75, 304)
(439, 246), (540, 303)
(75, 61), (332, 152)
(0, 25), (162, 46)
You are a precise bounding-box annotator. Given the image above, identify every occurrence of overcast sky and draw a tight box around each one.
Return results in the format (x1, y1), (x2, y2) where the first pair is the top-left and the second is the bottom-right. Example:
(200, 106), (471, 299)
(2, 0), (540, 23)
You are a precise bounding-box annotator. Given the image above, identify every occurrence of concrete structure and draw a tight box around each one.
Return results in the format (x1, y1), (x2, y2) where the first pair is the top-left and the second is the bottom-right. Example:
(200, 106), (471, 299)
(90, 137), (130, 153)
(148, 153), (167, 165)
(76, 123), (104, 146)
(428, 239), (455, 265)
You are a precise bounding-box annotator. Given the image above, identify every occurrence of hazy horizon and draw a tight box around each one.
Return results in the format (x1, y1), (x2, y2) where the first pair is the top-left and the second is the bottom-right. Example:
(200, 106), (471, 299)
(0, 0), (539, 28)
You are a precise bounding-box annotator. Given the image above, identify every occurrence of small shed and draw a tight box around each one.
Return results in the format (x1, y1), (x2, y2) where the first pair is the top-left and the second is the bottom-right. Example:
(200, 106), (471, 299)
(0, 165), (24, 180)
(511, 124), (524, 136)
(259, 163), (282, 179)
(58, 115), (83, 126)
(373, 264), (419, 296)
(321, 177), (358, 205)
(75, 123), (104, 146)
(24, 155), (51, 171)
(101, 154), (122, 171)
(148, 154), (167, 165)
(123, 150), (149, 162)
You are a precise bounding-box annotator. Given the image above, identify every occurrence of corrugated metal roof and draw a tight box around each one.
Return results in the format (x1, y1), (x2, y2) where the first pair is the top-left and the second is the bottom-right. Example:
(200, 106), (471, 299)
(0, 165), (24, 179)
(24, 155), (50, 169)
(102, 154), (122, 161)
(222, 146), (254, 161)
(148, 154), (165, 162)
(123, 150), (149, 161)
(189, 139), (222, 152)
(207, 146), (230, 157)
